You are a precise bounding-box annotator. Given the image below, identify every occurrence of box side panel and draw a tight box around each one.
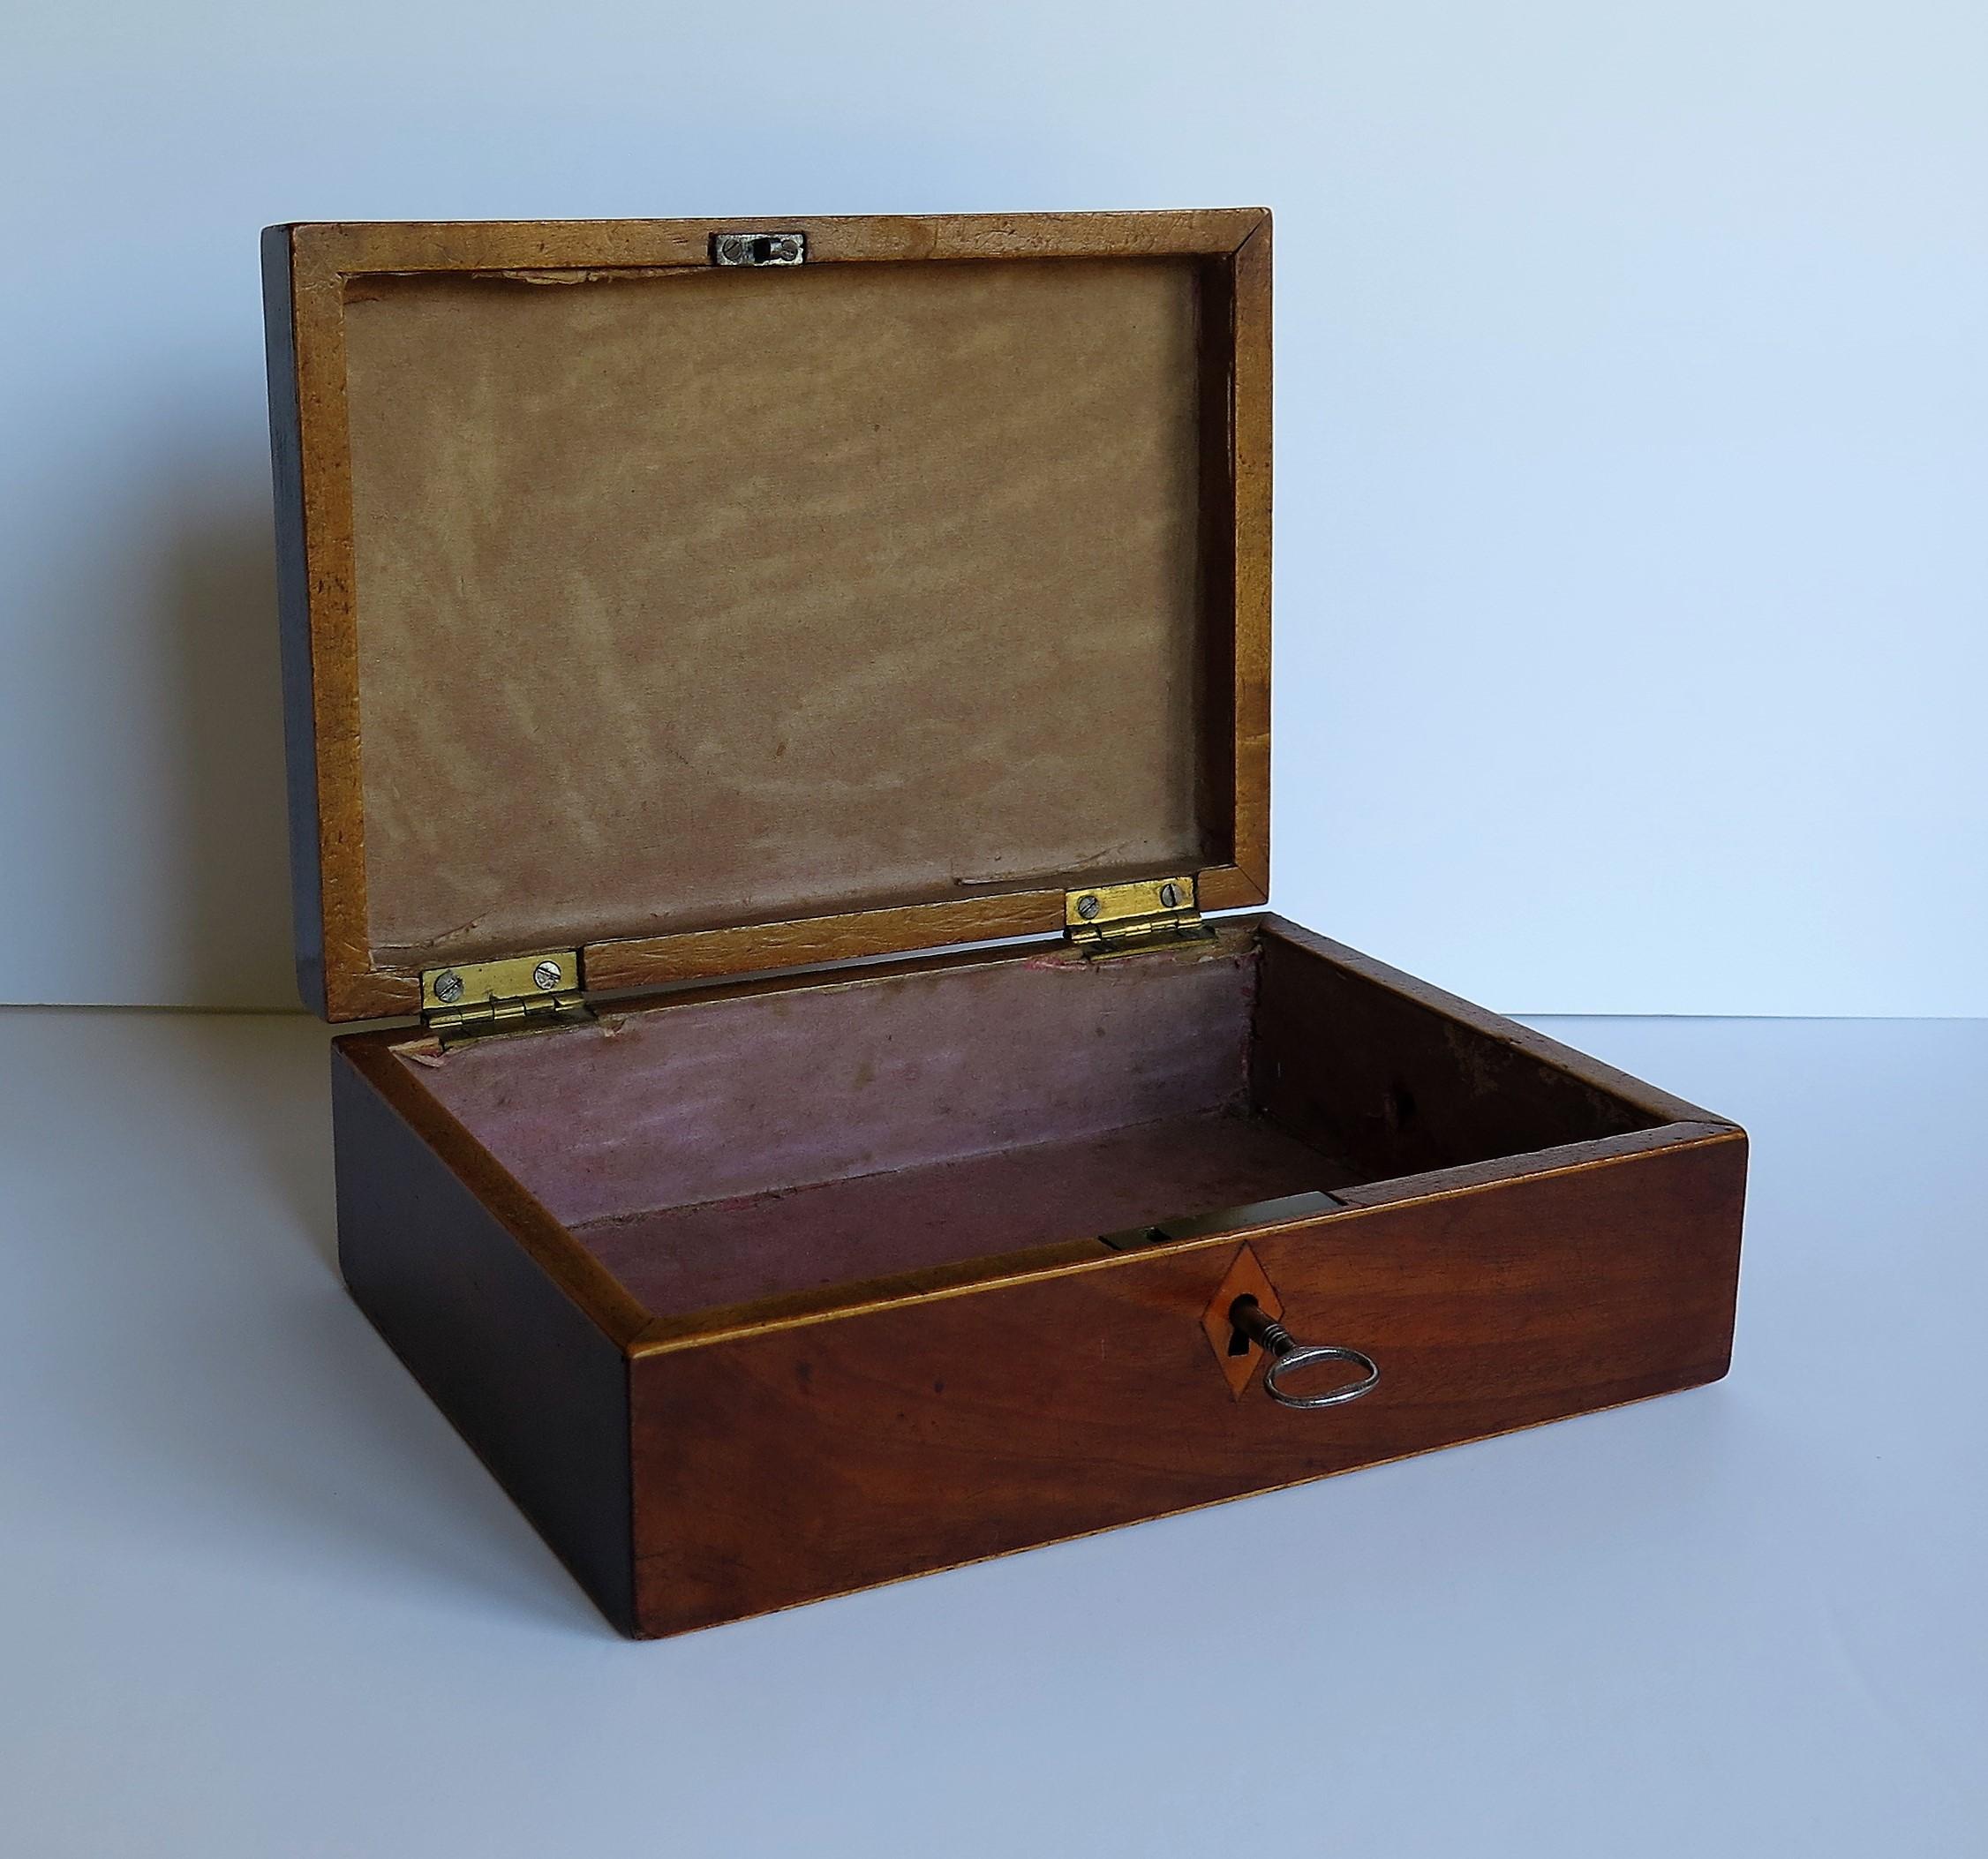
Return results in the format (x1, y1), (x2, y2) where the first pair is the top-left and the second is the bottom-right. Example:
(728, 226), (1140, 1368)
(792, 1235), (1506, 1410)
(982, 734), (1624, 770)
(1251, 922), (1709, 1184)
(629, 1130), (1744, 1637)
(1254, 916), (1728, 1130)
(262, 226), (327, 1017)
(332, 1047), (635, 1633)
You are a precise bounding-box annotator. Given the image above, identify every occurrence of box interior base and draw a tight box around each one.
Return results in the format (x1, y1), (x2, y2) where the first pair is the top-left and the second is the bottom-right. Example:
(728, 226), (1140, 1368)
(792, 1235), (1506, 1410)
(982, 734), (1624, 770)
(394, 924), (1663, 1322)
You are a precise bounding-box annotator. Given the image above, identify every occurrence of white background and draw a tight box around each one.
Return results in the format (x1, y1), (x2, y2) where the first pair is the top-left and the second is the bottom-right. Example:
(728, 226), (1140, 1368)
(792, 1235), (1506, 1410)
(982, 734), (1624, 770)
(3, 0), (1982, 1014)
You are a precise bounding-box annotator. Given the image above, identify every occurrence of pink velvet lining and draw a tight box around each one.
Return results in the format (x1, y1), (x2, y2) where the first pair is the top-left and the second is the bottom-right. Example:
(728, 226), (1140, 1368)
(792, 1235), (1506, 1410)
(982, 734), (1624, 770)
(399, 937), (1353, 1317)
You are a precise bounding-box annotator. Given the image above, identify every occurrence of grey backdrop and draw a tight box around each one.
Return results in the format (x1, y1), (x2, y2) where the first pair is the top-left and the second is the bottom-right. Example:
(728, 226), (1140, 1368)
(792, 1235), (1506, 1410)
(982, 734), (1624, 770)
(4, 0), (1982, 1013)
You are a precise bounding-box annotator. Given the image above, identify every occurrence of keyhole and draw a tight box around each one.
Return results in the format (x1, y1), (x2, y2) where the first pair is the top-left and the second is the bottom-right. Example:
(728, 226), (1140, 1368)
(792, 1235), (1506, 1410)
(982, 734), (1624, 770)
(1227, 1294), (1261, 1357)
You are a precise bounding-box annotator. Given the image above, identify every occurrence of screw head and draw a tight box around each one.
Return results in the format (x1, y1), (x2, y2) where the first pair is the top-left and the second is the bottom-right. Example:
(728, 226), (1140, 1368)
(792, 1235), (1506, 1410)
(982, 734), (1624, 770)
(433, 970), (464, 1005)
(1075, 894), (1102, 921)
(531, 960), (564, 991)
(1157, 881), (1182, 909)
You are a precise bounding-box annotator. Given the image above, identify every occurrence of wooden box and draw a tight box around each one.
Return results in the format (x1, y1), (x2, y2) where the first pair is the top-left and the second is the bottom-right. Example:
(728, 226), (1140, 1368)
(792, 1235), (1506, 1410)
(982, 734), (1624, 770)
(262, 209), (1746, 1638)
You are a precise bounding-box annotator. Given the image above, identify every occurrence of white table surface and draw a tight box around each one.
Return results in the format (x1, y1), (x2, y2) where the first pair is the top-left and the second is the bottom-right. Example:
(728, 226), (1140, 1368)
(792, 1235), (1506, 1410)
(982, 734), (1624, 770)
(3, 1008), (1983, 1858)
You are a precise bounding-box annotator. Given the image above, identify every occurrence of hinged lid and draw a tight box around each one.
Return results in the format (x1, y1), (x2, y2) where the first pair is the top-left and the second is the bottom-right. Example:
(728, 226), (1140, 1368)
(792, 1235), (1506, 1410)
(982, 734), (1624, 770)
(263, 210), (1271, 1020)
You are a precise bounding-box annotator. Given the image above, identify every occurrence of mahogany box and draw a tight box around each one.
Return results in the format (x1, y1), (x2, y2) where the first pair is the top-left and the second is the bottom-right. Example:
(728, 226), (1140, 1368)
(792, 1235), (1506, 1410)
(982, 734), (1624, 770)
(261, 209), (1747, 1638)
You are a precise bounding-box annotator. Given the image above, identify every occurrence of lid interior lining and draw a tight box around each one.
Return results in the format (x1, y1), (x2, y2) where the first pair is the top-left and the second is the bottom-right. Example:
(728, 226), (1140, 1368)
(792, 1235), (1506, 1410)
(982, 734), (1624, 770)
(337, 253), (1236, 973)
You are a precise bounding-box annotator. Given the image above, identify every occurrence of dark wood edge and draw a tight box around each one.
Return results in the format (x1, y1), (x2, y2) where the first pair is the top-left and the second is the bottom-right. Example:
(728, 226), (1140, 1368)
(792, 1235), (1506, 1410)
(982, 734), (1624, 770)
(331, 1054), (639, 1634)
(334, 1034), (653, 1348)
(1255, 914), (1740, 1128)
(282, 228), (378, 1021)
(628, 1118), (1743, 1357)
(1329, 1121), (1745, 1208)
(280, 208), (1271, 274)
(271, 208), (1274, 1020)
(262, 226), (328, 1016)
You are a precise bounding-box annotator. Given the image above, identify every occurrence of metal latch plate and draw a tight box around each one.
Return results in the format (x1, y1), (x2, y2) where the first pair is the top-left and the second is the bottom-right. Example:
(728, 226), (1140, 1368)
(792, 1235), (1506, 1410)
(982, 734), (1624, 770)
(710, 230), (807, 267)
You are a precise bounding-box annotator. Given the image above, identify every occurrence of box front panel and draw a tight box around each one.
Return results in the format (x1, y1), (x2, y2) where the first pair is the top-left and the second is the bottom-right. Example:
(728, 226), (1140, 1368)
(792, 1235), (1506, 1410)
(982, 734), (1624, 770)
(628, 1130), (1744, 1637)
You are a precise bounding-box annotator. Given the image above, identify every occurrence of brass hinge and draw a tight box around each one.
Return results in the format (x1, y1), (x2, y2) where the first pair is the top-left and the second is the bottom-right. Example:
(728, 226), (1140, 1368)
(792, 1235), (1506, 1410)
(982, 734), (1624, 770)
(1064, 876), (1214, 959)
(710, 230), (806, 267)
(420, 950), (593, 1045)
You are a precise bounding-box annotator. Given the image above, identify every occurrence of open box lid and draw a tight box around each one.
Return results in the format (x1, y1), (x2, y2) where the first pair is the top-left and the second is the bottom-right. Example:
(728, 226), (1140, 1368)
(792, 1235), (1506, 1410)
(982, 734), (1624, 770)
(263, 210), (1271, 1023)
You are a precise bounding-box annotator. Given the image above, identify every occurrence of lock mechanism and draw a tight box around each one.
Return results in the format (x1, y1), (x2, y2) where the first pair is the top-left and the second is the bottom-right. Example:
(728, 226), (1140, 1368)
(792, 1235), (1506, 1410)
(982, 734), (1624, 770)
(1200, 1245), (1381, 1408)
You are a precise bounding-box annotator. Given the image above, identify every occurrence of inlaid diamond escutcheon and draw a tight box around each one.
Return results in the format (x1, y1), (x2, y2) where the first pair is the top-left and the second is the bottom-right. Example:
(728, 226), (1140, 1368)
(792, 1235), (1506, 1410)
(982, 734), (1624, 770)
(1201, 1244), (1283, 1399)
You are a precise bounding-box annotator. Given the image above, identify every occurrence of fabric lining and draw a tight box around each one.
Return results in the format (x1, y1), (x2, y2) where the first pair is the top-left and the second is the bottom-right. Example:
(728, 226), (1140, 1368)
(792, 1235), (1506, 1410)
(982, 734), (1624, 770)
(341, 257), (1224, 968)
(398, 938), (1367, 1316)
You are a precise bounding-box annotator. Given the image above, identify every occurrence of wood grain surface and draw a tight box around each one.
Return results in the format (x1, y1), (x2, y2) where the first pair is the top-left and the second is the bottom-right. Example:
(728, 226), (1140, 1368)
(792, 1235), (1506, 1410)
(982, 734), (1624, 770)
(626, 1125), (1745, 1636)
